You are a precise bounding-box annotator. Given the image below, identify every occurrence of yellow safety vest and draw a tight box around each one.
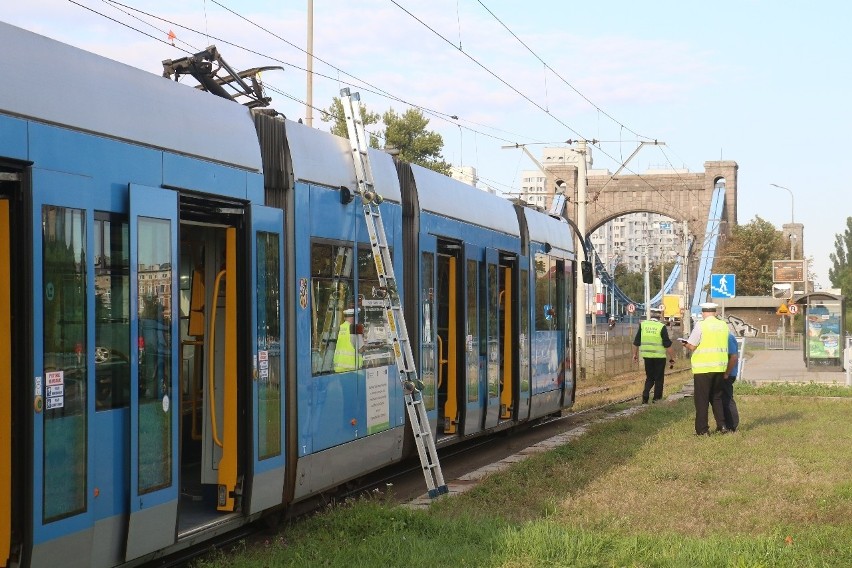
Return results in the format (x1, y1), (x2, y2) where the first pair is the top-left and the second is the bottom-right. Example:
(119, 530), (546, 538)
(333, 322), (361, 372)
(639, 320), (666, 358)
(691, 317), (728, 373)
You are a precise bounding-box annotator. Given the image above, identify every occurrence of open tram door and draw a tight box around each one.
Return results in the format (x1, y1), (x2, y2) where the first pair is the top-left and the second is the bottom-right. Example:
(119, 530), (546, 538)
(125, 185), (181, 560)
(434, 240), (462, 439)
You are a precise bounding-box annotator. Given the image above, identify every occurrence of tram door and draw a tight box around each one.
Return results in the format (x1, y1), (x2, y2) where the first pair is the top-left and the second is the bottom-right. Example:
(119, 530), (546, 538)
(247, 204), (286, 515)
(462, 244), (484, 435)
(435, 241), (461, 437)
(126, 185), (180, 561)
(0, 197), (10, 567)
(30, 170), (97, 567)
(175, 211), (247, 527)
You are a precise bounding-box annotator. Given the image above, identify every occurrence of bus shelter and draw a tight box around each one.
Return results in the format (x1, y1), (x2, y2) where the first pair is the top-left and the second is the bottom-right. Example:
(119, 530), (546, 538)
(794, 292), (846, 371)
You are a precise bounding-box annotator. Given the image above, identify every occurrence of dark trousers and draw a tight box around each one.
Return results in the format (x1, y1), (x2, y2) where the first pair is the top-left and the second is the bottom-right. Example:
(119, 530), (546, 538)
(642, 357), (667, 402)
(720, 377), (740, 431)
(693, 372), (726, 434)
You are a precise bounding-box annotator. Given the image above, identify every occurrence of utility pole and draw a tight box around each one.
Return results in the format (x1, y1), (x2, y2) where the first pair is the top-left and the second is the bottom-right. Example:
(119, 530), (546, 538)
(306, 0), (314, 127)
(576, 140), (588, 347)
(643, 244), (651, 321)
(682, 220), (691, 334)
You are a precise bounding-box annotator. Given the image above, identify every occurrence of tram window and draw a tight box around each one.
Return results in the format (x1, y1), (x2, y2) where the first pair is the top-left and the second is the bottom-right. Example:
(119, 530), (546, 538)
(136, 217), (173, 494)
(41, 205), (87, 522)
(94, 213), (130, 411)
(519, 269), (530, 392)
(487, 263), (499, 398)
(256, 231), (281, 460)
(310, 242), (354, 375)
(420, 252), (436, 411)
(535, 253), (555, 331)
(466, 260), (479, 403)
(357, 246), (393, 369)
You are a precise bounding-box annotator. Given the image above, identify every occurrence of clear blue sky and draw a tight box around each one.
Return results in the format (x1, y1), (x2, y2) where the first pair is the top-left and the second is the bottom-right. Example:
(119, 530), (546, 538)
(6, 1), (850, 288)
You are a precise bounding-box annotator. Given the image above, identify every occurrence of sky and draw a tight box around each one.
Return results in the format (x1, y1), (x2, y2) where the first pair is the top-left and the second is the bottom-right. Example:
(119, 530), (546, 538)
(5, 0), (851, 288)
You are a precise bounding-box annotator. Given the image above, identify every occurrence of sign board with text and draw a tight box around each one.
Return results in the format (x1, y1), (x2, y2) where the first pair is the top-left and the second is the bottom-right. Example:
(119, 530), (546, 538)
(773, 259), (805, 283)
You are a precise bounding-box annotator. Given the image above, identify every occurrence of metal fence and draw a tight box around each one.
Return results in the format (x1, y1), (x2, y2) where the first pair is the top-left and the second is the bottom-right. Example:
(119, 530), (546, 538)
(577, 324), (637, 380)
(761, 332), (803, 351)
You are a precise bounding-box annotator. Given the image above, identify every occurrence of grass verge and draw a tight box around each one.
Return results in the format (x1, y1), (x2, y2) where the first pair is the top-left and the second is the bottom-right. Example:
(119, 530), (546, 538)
(195, 391), (852, 567)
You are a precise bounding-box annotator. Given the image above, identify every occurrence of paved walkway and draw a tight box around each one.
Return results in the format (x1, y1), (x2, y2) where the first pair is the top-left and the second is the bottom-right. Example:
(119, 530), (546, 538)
(741, 348), (850, 386)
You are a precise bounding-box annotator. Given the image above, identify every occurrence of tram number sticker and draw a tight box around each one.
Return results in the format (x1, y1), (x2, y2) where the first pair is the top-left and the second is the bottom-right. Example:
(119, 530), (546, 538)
(34, 376), (42, 397)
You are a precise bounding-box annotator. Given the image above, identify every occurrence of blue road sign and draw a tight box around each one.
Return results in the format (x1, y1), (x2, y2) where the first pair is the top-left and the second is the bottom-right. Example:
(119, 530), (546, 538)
(710, 273), (736, 299)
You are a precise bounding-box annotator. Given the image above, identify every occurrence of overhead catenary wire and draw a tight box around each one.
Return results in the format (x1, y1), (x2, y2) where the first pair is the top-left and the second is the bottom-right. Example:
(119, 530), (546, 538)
(76, 0), (701, 214)
(89, 0), (554, 151)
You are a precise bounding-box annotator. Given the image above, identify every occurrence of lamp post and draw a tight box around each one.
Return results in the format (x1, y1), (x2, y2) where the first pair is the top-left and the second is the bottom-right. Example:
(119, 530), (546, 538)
(769, 183), (794, 224)
(771, 183), (796, 344)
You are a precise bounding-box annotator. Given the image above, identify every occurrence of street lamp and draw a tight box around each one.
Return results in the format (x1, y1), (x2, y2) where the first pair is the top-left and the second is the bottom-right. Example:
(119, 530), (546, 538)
(769, 183), (794, 224)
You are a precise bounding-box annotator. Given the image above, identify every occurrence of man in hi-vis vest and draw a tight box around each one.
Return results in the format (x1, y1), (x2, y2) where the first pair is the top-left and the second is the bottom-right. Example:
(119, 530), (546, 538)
(681, 302), (729, 435)
(333, 307), (362, 372)
(632, 307), (676, 404)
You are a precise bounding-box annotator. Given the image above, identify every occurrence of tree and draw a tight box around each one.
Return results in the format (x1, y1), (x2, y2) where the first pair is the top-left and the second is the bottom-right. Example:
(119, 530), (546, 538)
(321, 97), (380, 145)
(829, 216), (852, 294)
(613, 263), (644, 303)
(382, 108), (451, 175)
(322, 97), (451, 176)
(713, 216), (788, 295)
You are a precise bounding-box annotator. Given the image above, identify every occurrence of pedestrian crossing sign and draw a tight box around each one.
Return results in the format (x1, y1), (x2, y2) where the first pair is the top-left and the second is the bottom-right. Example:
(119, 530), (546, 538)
(710, 273), (736, 299)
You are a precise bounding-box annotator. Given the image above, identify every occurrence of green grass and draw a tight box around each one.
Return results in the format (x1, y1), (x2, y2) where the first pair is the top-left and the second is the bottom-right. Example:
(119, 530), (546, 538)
(195, 391), (852, 568)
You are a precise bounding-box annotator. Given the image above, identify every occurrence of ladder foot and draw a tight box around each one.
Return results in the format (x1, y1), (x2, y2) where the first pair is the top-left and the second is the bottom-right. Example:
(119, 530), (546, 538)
(427, 485), (449, 499)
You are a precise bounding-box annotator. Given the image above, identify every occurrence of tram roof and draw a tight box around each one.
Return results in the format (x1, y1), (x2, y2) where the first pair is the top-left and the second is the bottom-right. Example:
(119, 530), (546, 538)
(411, 164), (520, 236)
(0, 21), (262, 172)
(284, 119), (402, 203)
(523, 208), (575, 257)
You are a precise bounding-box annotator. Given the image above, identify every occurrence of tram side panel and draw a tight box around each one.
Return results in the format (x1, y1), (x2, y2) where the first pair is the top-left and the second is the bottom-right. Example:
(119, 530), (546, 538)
(523, 208), (577, 418)
(279, 120), (407, 501)
(0, 21), (278, 566)
(401, 163), (527, 442)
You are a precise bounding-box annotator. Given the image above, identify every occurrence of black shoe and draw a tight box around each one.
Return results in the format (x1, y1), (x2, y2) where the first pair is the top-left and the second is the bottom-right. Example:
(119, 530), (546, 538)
(715, 427), (730, 434)
(695, 431), (710, 436)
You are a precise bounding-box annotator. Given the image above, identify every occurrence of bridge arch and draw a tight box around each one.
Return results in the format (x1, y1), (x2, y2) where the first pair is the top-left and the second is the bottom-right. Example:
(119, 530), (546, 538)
(545, 159), (738, 312)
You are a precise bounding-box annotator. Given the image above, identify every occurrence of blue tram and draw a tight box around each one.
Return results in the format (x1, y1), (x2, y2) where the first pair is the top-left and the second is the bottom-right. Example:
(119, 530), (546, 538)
(0, 21), (578, 568)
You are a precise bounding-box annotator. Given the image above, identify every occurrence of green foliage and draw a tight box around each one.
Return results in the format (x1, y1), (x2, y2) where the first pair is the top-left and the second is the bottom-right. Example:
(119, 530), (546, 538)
(829, 216), (852, 295)
(613, 263), (644, 303)
(714, 216), (788, 295)
(321, 96), (451, 176)
(321, 97), (381, 146)
(382, 107), (451, 175)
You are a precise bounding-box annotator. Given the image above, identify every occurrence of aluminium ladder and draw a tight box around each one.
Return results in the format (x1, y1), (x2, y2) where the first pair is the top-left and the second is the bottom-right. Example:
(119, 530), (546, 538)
(340, 87), (448, 498)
